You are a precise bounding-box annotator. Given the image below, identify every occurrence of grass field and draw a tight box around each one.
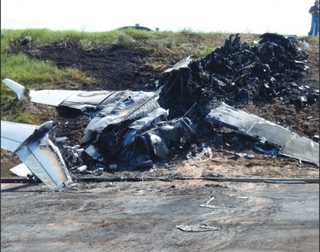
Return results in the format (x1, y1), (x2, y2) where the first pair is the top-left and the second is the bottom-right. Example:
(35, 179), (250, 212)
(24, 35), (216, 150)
(1, 28), (318, 124)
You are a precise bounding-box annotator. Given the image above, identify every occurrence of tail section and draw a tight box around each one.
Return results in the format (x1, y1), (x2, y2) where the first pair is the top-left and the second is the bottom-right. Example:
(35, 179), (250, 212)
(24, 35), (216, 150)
(2, 78), (25, 101)
(1, 120), (73, 191)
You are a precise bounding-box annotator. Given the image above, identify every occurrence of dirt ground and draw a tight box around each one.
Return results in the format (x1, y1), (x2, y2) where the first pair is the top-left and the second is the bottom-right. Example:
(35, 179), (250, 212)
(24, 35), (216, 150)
(1, 37), (319, 178)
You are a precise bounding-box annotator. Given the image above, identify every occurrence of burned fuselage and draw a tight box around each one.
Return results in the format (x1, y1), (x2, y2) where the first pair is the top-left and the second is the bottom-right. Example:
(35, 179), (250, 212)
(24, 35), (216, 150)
(2, 33), (319, 190)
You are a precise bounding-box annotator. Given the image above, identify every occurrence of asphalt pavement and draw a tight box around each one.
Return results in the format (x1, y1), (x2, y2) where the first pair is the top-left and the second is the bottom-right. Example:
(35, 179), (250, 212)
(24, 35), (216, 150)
(1, 180), (319, 252)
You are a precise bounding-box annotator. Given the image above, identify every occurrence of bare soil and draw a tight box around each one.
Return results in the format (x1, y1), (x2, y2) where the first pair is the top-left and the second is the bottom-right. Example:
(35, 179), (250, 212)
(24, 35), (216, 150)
(1, 38), (319, 179)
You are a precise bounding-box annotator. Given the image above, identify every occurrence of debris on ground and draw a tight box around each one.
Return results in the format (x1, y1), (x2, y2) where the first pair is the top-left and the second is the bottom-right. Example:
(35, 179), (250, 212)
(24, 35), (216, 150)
(206, 102), (319, 166)
(159, 33), (318, 117)
(2, 33), (319, 190)
(176, 224), (219, 232)
(234, 153), (256, 159)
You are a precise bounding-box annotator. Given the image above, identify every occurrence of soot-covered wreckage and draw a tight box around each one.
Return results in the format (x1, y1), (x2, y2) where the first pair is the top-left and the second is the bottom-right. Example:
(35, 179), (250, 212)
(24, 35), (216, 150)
(1, 33), (319, 191)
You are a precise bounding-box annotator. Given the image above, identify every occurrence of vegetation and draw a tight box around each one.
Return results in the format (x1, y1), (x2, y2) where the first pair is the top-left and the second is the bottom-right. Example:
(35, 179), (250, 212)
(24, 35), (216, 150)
(1, 28), (318, 124)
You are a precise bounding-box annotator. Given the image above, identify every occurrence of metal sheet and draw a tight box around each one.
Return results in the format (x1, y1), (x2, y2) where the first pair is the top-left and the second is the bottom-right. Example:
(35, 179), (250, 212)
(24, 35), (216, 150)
(1, 121), (37, 152)
(99, 90), (137, 106)
(206, 103), (261, 133)
(82, 91), (160, 143)
(163, 56), (192, 73)
(30, 90), (80, 106)
(206, 102), (319, 166)
(122, 108), (168, 148)
(129, 108), (168, 130)
(16, 135), (72, 190)
(10, 163), (32, 177)
(280, 135), (319, 166)
(248, 121), (295, 147)
(1, 120), (73, 190)
(60, 91), (116, 109)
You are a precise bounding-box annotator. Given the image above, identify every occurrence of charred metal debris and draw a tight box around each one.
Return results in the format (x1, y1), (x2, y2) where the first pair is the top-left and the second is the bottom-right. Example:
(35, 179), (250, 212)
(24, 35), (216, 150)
(3, 33), (319, 181)
(159, 33), (317, 114)
(73, 33), (319, 170)
(72, 33), (317, 171)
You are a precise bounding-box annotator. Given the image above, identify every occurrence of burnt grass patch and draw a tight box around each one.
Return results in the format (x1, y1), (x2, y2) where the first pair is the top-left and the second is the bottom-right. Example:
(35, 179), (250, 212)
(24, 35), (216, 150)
(10, 41), (164, 91)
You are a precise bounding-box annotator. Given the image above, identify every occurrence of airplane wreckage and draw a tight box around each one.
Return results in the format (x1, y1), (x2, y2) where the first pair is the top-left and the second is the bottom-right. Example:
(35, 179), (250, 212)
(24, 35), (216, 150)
(1, 33), (319, 191)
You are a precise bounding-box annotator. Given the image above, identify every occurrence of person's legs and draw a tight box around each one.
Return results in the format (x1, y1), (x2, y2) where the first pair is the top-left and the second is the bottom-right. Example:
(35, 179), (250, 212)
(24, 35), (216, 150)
(308, 17), (313, 36)
(314, 17), (319, 35)
(309, 17), (315, 35)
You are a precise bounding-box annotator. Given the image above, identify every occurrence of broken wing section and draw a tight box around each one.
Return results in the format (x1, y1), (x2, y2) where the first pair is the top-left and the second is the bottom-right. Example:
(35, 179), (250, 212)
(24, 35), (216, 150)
(30, 89), (119, 111)
(280, 135), (319, 165)
(206, 102), (319, 166)
(1, 121), (73, 190)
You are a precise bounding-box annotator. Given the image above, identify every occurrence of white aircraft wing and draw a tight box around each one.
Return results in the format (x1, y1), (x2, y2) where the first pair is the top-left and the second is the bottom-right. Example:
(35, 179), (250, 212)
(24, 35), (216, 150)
(3, 78), (118, 111)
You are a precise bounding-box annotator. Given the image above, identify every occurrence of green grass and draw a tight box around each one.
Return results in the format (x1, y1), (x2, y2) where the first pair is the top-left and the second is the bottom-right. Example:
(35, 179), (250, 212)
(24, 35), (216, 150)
(2, 28), (316, 124)
(2, 51), (82, 82)
(1, 49), (87, 102)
